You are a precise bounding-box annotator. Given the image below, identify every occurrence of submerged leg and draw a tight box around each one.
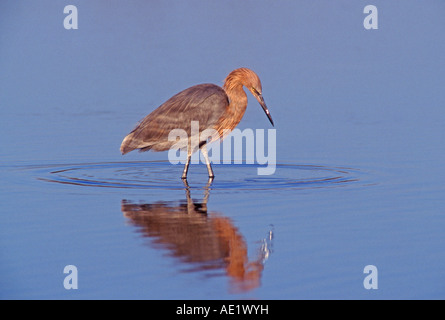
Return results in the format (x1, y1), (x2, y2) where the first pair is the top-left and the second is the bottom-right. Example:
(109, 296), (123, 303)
(200, 144), (214, 178)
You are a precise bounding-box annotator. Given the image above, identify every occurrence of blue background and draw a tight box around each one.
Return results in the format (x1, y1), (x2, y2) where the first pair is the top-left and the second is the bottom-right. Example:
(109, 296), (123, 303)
(1, 1), (444, 299)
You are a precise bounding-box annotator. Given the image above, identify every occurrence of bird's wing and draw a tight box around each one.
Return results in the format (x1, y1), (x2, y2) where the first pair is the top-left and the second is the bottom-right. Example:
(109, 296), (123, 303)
(121, 84), (229, 153)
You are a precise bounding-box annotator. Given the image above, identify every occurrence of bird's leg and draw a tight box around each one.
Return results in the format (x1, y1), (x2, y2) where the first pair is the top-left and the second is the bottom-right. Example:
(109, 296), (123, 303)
(182, 139), (192, 180)
(182, 152), (191, 180)
(200, 144), (214, 178)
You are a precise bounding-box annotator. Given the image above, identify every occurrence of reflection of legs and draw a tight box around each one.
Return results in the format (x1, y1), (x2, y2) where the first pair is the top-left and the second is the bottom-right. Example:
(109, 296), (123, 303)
(182, 179), (195, 213)
(182, 174), (212, 214)
(200, 144), (214, 179)
(202, 177), (212, 208)
(181, 177), (190, 189)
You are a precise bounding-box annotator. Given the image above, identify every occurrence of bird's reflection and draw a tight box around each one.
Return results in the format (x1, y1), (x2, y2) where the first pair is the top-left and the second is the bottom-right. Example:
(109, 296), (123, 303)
(121, 180), (272, 293)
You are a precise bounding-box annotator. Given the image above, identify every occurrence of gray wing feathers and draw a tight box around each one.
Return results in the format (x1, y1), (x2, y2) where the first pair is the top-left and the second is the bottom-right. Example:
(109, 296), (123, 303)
(121, 84), (228, 154)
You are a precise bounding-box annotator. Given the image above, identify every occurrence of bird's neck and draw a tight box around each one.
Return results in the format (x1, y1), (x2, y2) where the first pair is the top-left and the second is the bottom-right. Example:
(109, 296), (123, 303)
(226, 85), (248, 117)
(215, 85), (248, 137)
(214, 85), (247, 136)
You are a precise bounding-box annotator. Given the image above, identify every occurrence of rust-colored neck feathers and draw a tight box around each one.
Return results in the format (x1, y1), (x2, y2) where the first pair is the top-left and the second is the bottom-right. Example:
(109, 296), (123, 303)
(215, 68), (262, 137)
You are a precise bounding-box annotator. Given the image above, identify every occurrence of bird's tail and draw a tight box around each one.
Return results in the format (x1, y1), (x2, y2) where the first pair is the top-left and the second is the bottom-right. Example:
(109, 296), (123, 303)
(120, 134), (136, 155)
(120, 132), (156, 154)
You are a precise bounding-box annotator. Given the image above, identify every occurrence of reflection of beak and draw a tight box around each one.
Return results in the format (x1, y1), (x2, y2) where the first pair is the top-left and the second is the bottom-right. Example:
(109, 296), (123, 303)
(256, 94), (274, 126)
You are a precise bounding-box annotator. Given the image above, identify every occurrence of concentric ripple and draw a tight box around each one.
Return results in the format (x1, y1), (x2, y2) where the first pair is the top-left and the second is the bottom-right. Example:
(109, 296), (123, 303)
(21, 161), (367, 191)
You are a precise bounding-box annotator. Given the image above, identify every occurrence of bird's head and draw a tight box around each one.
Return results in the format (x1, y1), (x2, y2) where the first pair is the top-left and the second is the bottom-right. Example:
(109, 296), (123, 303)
(224, 68), (274, 126)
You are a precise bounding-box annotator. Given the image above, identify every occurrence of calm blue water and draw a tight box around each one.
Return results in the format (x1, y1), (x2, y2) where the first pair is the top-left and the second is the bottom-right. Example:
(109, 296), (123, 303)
(1, 1), (445, 299)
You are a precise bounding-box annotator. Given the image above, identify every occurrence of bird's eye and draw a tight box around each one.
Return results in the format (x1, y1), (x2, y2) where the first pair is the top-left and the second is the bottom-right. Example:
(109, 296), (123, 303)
(251, 87), (260, 96)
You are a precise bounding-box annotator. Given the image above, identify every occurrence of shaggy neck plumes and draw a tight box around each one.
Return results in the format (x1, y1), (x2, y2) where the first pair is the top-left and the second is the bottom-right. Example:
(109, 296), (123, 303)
(214, 68), (262, 137)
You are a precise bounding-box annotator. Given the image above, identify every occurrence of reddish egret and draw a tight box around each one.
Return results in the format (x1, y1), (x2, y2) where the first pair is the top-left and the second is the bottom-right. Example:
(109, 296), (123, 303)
(120, 67), (274, 179)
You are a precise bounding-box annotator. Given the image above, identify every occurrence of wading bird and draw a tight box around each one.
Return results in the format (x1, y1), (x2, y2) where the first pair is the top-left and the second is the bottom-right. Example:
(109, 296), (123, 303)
(120, 68), (274, 180)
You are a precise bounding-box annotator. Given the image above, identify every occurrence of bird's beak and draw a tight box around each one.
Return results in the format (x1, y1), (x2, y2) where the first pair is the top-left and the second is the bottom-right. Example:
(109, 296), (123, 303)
(256, 94), (274, 126)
